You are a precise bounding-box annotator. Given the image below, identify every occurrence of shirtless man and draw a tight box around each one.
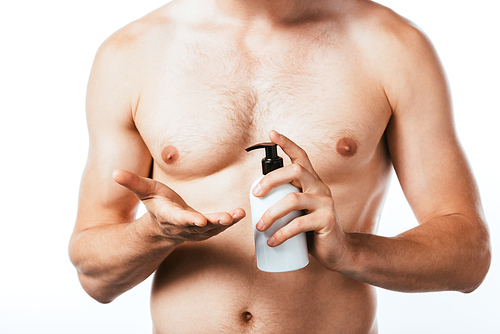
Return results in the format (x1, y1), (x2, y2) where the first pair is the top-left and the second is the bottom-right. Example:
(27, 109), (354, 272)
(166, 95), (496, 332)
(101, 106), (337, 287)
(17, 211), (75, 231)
(69, 0), (491, 332)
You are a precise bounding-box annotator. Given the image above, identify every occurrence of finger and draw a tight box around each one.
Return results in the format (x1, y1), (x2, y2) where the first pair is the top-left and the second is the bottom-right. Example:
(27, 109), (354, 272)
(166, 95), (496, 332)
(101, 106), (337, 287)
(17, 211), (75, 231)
(268, 209), (336, 247)
(203, 208), (246, 226)
(112, 169), (160, 200)
(113, 170), (208, 227)
(113, 169), (187, 204)
(267, 214), (312, 247)
(256, 192), (327, 232)
(269, 130), (319, 178)
(229, 208), (246, 223)
(253, 163), (328, 197)
(204, 212), (234, 226)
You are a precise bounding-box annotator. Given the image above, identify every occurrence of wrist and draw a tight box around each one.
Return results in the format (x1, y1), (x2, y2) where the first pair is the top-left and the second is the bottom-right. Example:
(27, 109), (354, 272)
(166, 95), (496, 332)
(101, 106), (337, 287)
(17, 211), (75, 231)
(332, 232), (364, 278)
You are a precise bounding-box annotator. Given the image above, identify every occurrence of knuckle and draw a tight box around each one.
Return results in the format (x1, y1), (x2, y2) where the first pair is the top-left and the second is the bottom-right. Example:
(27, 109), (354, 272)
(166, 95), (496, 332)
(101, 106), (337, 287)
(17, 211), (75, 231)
(286, 192), (302, 205)
(151, 181), (161, 197)
(322, 185), (332, 197)
(290, 163), (304, 175)
(292, 217), (307, 232)
(321, 204), (338, 223)
(138, 180), (158, 201)
(278, 218), (307, 243)
(322, 195), (335, 207)
(321, 207), (334, 221)
(275, 228), (285, 239)
(275, 226), (289, 241)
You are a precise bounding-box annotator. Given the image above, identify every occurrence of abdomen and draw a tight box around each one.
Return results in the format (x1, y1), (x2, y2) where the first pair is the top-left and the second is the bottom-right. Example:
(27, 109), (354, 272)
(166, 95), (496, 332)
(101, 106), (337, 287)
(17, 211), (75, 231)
(150, 225), (378, 334)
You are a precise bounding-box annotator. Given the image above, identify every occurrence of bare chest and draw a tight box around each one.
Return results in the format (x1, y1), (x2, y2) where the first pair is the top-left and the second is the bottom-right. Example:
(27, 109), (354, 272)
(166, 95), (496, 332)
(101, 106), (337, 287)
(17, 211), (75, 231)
(134, 32), (391, 182)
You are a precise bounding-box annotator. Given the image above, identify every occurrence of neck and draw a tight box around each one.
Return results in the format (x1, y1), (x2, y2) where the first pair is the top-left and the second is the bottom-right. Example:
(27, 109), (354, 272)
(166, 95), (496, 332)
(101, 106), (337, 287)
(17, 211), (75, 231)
(214, 0), (336, 24)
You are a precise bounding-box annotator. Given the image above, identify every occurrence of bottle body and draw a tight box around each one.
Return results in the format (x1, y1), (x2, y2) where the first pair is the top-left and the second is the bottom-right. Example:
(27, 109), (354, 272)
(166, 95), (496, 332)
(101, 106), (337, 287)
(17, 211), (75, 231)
(250, 176), (309, 273)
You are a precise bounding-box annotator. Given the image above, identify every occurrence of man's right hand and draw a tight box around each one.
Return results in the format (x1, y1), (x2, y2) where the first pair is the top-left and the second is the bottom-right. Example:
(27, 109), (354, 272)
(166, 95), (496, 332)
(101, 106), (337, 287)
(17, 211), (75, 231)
(112, 169), (246, 243)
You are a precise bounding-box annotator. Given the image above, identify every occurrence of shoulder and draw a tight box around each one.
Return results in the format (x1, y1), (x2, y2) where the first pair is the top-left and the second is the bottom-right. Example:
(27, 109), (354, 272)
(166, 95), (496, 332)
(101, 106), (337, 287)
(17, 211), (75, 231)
(95, 7), (176, 65)
(344, 1), (445, 112)
(345, 1), (433, 59)
(88, 5), (180, 105)
(86, 8), (176, 123)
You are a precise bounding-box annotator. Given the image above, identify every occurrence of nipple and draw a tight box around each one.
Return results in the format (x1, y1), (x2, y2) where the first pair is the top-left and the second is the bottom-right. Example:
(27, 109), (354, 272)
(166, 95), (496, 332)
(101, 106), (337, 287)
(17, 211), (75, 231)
(336, 137), (357, 157)
(161, 145), (179, 165)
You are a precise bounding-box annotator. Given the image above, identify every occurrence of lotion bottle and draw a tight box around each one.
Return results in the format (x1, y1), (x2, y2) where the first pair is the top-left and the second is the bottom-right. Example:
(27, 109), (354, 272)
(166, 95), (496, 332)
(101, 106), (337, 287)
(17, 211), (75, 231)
(246, 142), (309, 273)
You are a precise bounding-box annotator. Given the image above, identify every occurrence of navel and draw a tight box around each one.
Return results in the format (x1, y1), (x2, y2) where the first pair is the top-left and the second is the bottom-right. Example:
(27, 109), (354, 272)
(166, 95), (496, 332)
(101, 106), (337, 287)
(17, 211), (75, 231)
(161, 145), (179, 165)
(336, 137), (357, 157)
(241, 311), (253, 323)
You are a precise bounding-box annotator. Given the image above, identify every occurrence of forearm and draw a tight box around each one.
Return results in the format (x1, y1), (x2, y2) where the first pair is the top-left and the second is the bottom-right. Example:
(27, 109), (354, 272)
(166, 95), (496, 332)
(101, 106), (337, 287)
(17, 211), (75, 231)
(69, 213), (180, 303)
(339, 214), (491, 293)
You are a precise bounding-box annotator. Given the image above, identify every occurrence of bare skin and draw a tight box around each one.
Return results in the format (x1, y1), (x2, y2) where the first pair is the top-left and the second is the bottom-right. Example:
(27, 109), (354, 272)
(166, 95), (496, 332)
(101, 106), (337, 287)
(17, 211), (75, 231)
(69, 0), (491, 333)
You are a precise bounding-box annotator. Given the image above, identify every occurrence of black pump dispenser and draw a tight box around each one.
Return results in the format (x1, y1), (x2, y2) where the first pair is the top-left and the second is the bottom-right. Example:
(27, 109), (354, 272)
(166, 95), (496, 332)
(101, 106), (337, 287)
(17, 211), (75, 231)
(246, 142), (283, 175)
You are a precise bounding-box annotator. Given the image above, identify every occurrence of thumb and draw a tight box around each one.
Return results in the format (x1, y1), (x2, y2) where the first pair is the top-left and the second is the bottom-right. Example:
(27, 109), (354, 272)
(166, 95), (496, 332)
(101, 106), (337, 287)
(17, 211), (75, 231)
(112, 169), (161, 201)
(113, 169), (206, 226)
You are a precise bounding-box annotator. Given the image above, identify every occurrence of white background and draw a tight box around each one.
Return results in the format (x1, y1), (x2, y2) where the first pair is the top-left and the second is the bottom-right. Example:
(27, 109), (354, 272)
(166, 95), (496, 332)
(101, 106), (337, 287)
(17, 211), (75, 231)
(0, 1), (498, 333)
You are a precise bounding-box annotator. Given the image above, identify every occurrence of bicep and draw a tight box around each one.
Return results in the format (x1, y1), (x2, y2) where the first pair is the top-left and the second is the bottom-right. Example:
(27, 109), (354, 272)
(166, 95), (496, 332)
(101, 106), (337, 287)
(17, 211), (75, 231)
(75, 40), (151, 233)
(384, 28), (483, 224)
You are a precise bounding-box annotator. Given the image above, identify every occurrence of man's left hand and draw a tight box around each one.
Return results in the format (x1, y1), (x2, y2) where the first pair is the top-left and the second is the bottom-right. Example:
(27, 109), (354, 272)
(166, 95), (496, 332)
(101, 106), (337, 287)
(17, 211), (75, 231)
(253, 130), (348, 272)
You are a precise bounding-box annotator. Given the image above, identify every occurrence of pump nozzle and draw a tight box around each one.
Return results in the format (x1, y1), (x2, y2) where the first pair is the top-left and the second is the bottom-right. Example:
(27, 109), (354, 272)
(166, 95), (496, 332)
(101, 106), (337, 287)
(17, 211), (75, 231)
(246, 142), (283, 175)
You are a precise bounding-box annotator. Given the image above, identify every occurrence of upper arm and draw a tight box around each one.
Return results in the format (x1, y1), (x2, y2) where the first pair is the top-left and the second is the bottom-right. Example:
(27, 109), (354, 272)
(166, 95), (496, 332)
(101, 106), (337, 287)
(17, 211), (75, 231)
(381, 22), (484, 224)
(75, 31), (152, 233)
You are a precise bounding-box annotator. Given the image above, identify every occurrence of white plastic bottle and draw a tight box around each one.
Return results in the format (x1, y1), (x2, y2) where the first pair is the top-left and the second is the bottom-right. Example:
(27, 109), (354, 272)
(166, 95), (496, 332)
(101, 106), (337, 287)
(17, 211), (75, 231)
(246, 143), (309, 273)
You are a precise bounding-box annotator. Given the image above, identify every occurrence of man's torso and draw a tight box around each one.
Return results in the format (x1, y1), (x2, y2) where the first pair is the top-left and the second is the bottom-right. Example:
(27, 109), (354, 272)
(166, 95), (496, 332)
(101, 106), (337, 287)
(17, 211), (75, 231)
(119, 1), (397, 332)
